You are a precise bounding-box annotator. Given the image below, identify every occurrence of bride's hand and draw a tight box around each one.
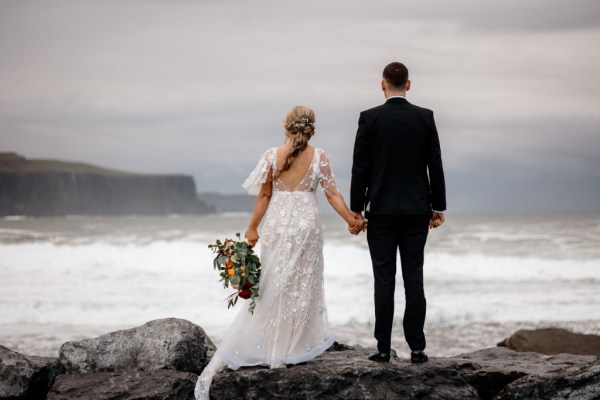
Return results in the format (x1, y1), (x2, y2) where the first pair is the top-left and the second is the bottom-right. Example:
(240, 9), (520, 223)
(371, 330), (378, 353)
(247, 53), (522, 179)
(348, 216), (366, 235)
(245, 227), (259, 247)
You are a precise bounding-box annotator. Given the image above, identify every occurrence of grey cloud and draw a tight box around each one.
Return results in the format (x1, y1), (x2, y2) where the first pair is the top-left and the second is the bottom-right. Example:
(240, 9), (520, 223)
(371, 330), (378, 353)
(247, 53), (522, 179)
(1, 0), (599, 212)
(387, 0), (600, 32)
(449, 159), (600, 214)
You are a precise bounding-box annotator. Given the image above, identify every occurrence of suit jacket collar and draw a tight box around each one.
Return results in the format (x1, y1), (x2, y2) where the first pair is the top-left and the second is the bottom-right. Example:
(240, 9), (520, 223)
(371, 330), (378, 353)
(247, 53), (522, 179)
(385, 97), (408, 104)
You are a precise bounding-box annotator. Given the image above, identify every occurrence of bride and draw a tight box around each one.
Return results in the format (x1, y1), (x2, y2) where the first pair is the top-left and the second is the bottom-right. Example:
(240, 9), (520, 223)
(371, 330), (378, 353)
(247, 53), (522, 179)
(195, 105), (365, 399)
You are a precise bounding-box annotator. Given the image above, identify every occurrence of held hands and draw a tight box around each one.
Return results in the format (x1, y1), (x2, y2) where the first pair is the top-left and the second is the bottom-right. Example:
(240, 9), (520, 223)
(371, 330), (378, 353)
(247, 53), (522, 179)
(348, 211), (367, 235)
(429, 212), (446, 229)
(245, 227), (259, 247)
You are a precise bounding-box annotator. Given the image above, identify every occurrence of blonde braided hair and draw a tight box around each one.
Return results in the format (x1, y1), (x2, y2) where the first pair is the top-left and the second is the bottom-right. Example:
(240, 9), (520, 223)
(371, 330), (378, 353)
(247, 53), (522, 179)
(275, 105), (316, 179)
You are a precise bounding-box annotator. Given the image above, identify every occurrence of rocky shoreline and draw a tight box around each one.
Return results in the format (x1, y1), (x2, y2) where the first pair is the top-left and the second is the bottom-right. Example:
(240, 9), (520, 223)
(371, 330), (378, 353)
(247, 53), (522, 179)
(1, 318), (599, 399)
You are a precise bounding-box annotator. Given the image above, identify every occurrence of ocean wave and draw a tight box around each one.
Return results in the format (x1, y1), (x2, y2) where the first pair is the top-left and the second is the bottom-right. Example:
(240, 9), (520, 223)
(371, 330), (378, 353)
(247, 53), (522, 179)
(1, 214), (599, 260)
(1, 215), (28, 220)
(1, 240), (598, 331)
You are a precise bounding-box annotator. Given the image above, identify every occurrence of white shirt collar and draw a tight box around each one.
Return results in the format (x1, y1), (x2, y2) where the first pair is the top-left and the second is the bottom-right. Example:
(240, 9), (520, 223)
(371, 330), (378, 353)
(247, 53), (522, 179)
(387, 95), (406, 99)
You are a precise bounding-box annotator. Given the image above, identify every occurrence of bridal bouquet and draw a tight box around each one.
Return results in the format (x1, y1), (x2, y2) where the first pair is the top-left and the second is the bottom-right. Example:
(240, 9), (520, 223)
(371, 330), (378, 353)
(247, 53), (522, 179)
(208, 233), (261, 314)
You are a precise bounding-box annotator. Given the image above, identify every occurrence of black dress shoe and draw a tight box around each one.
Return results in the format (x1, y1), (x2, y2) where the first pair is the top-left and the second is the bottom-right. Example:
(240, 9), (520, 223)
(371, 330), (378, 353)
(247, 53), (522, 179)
(368, 352), (391, 363)
(411, 351), (429, 364)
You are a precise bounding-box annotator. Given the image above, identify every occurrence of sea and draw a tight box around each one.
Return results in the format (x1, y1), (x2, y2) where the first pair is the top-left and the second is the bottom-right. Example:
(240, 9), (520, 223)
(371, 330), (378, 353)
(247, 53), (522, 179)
(1, 213), (599, 359)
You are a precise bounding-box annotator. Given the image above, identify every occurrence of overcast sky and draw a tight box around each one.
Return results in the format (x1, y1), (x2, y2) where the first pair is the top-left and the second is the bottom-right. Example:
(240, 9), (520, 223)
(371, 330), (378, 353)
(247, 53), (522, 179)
(1, 0), (599, 213)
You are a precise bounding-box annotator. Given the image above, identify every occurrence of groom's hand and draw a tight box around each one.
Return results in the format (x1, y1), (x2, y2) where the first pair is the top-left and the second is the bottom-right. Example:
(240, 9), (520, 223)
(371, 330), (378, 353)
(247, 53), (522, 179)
(349, 211), (366, 234)
(351, 211), (364, 221)
(429, 212), (445, 229)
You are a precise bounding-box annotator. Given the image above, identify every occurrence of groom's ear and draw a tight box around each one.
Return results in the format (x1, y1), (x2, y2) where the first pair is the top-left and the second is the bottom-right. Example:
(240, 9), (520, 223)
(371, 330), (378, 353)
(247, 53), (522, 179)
(405, 79), (411, 91)
(381, 79), (386, 93)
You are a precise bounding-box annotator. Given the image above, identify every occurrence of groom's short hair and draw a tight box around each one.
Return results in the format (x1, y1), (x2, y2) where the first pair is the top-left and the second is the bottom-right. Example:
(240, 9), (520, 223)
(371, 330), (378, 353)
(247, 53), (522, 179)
(383, 62), (409, 89)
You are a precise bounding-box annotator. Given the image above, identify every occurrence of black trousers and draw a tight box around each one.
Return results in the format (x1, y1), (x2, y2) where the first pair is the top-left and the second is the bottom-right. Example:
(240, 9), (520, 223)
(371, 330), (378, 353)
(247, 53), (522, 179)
(366, 214), (429, 352)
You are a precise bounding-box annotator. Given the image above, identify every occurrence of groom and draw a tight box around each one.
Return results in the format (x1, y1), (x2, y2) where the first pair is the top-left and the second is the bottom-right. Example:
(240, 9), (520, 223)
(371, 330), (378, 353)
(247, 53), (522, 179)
(350, 62), (446, 363)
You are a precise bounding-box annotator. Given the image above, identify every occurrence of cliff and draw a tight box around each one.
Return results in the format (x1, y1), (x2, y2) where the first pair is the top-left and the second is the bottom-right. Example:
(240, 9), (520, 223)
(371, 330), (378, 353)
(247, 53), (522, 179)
(0, 153), (213, 216)
(198, 192), (255, 214)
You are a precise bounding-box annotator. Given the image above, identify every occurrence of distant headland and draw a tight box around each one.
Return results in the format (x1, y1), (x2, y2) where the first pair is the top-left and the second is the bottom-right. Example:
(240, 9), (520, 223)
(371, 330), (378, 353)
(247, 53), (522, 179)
(0, 152), (213, 216)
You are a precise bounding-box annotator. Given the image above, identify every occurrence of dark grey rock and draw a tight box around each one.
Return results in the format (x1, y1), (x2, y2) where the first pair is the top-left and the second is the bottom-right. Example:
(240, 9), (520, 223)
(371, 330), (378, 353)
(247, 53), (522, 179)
(59, 318), (214, 374)
(8, 319), (598, 400)
(452, 347), (600, 400)
(207, 346), (600, 400)
(47, 369), (197, 400)
(498, 328), (600, 358)
(496, 362), (600, 400)
(0, 344), (65, 399)
(210, 345), (479, 400)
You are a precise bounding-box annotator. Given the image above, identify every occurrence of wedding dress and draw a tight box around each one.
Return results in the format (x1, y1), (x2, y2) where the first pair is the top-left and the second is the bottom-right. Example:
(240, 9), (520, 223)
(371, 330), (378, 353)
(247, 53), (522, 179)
(195, 147), (337, 399)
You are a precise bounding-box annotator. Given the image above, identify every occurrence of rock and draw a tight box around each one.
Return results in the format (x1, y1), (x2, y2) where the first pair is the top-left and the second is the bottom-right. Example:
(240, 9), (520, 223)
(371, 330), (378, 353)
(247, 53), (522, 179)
(496, 362), (600, 400)
(8, 318), (598, 400)
(210, 345), (480, 400)
(452, 347), (599, 399)
(209, 346), (600, 400)
(47, 369), (197, 400)
(59, 318), (214, 374)
(0, 344), (65, 399)
(498, 328), (600, 358)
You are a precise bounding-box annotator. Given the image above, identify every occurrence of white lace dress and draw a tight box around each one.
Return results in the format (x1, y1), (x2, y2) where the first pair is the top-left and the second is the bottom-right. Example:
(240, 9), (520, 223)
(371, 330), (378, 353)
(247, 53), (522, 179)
(195, 147), (337, 399)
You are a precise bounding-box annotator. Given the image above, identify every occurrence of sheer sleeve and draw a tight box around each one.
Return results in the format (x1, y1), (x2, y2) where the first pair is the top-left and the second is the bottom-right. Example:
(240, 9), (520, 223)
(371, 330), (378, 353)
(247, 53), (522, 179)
(317, 149), (339, 196)
(242, 148), (275, 195)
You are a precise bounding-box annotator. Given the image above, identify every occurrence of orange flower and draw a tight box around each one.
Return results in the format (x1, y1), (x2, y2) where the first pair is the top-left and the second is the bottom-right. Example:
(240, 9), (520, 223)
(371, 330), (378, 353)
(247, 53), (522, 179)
(226, 259), (233, 269)
(228, 268), (235, 277)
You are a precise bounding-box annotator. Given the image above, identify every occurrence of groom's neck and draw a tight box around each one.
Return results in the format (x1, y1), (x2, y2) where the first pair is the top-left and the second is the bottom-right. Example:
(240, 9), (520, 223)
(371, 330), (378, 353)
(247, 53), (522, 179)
(384, 90), (406, 99)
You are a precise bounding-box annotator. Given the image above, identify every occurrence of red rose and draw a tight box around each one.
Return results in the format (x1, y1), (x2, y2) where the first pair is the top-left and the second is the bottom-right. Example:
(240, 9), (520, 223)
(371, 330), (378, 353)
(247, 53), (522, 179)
(239, 289), (251, 299)
(244, 280), (252, 289)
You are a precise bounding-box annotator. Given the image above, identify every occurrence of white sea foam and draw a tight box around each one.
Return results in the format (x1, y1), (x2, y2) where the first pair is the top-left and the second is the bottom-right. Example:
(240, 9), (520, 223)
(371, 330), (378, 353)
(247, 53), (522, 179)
(219, 212), (252, 218)
(1, 215), (28, 220)
(322, 244), (600, 326)
(1, 239), (598, 333)
(1, 214), (599, 357)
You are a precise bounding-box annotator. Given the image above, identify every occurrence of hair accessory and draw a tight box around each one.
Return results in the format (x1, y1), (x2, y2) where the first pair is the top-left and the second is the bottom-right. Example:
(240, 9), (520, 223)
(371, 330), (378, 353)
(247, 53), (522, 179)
(292, 115), (315, 132)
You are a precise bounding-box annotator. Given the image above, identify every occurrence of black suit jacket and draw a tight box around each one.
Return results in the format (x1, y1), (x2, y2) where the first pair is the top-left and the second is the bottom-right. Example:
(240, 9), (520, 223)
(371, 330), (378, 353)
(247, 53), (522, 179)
(350, 97), (446, 216)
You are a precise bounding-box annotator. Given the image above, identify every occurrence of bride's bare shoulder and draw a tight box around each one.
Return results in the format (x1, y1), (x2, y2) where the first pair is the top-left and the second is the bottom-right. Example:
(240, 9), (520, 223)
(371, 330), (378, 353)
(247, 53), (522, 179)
(274, 144), (292, 159)
(274, 144), (315, 152)
(275, 144), (291, 152)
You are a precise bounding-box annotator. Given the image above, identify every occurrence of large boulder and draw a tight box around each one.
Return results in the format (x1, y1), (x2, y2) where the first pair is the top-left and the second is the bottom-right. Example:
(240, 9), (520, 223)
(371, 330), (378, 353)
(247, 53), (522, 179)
(498, 328), (600, 358)
(0, 345), (65, 399)
(59, 318), (214, 374)
(47, 369), (197, 400)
